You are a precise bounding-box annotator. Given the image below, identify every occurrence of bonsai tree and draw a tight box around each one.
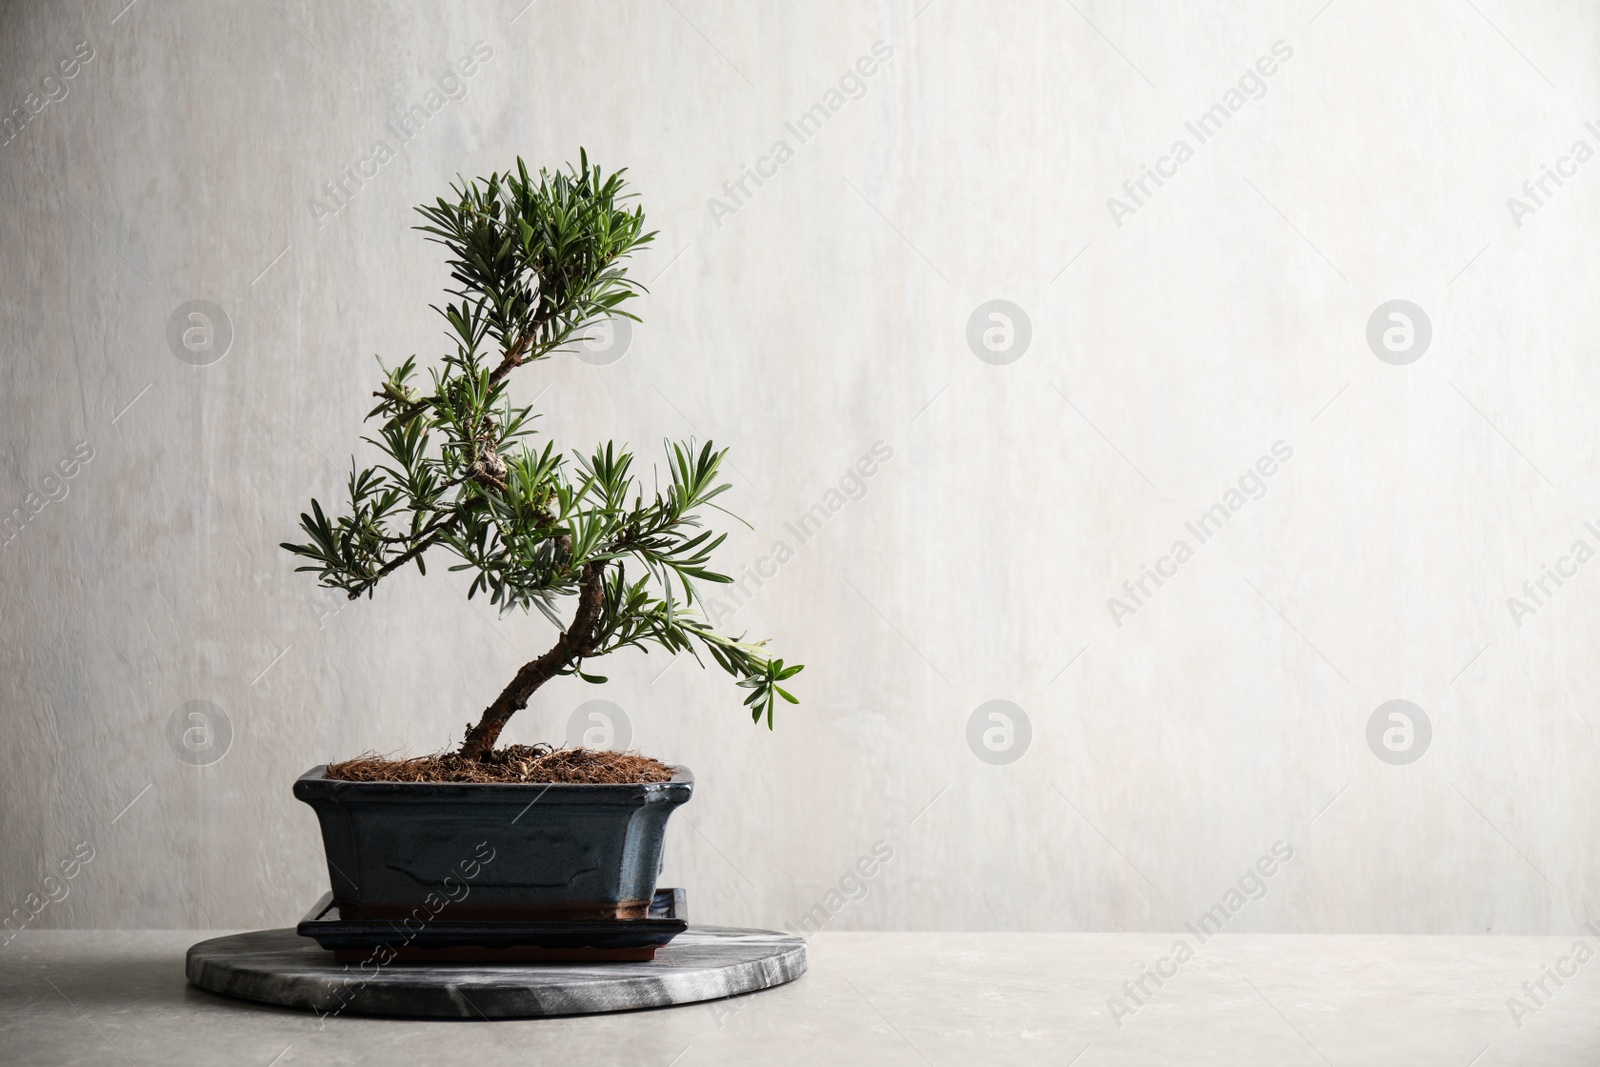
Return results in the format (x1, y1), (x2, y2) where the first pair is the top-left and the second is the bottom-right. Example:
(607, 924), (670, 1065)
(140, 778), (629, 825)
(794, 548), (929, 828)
(282, 152), (801, 762)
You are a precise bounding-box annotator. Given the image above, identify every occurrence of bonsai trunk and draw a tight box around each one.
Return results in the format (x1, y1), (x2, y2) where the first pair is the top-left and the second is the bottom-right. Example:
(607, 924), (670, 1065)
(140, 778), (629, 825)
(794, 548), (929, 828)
(459, 560), (607, 760)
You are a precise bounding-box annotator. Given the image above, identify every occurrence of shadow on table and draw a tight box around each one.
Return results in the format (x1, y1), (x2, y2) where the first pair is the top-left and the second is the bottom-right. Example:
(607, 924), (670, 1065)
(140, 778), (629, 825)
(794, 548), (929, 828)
(20, 949), (195, 1011)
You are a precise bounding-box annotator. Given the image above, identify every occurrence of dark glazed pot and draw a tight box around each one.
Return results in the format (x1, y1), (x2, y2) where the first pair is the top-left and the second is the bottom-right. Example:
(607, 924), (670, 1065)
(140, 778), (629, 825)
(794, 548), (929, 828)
(293, 764), (693, 920)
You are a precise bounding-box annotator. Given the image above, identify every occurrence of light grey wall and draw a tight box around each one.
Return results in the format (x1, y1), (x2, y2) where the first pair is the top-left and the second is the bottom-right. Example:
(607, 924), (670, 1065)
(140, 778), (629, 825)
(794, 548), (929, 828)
(3, 0), (1598, 936)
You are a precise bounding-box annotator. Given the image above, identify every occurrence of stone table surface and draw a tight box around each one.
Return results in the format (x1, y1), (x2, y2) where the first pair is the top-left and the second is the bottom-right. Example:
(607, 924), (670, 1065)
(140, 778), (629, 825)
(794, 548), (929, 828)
(5, 929), (1600, 1065)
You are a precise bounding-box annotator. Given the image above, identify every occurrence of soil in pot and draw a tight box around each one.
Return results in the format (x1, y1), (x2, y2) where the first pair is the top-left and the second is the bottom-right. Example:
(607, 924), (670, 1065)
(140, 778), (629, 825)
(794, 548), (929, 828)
(323, 744), (674, 784)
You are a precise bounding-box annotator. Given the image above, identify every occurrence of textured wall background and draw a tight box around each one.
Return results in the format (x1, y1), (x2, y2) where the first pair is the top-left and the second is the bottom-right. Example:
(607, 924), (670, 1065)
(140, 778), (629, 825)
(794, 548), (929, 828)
(3, 0), (1599, 936)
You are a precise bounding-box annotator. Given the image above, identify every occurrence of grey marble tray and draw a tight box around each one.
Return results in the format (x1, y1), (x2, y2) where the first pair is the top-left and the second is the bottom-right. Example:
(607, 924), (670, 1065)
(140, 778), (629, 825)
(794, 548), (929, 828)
(187, 925), (807, 1018)
(296, 887), (687, 961)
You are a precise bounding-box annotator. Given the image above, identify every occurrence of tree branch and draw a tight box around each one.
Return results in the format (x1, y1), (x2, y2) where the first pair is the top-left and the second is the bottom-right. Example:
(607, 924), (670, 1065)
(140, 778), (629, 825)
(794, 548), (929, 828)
(346, 519), (454, 599)
(459, 557), (607, 758)
(487, 332), (532, 388)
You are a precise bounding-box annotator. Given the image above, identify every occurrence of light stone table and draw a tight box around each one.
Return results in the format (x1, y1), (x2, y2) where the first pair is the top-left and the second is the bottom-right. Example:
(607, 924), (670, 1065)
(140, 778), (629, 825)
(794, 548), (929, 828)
(6, 929), (1600, 1065)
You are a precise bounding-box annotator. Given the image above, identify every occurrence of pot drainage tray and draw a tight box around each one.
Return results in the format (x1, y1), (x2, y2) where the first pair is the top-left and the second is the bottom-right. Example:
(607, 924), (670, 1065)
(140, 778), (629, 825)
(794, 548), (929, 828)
(296, 887), (688, 962)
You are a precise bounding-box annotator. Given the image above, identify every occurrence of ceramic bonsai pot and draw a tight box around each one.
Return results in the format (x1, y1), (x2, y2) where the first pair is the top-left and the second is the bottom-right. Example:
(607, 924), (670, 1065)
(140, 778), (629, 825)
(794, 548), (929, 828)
(293, 764), (693, 921)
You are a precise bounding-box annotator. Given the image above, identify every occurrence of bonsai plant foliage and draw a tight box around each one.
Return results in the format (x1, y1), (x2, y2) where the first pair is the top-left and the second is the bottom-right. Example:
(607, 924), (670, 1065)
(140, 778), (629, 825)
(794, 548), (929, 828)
(282, 152), (801, 762)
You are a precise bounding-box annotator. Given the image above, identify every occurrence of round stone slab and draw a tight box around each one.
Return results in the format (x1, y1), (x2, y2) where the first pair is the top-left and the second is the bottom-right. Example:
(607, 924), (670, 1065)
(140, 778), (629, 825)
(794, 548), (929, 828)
(187, 925), (805, 1018)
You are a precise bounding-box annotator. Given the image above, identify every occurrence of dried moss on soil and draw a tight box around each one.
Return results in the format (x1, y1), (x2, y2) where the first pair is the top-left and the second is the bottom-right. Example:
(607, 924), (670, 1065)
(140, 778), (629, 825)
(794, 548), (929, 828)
(324, 744), (674, 784)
